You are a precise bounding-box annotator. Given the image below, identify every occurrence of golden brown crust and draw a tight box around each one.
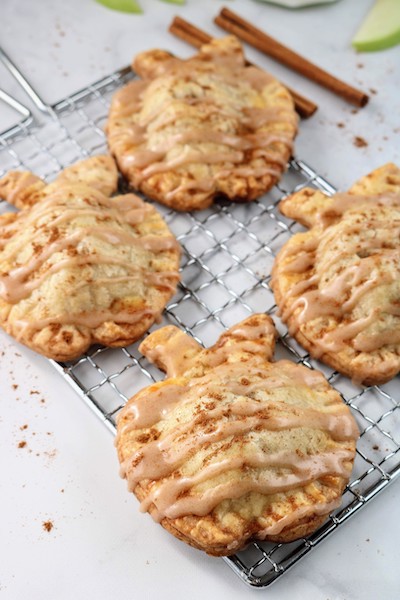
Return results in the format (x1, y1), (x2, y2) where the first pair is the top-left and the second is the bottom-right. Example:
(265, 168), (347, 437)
(107, 36), (298, 211)
(272, 163), (400, 386)
(0, 155), (180, 361)
(116, 314), (358, 556)
(55, 155), (120, 197)
(0, 171), (46, 210)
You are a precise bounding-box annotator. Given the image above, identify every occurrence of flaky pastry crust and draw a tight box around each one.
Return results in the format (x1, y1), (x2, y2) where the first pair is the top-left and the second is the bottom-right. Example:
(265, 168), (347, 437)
(271, 163), (400, 385)
(107, 36), (298, 211)
(0, 156), (180, 361)
(116, 314), (358, 556)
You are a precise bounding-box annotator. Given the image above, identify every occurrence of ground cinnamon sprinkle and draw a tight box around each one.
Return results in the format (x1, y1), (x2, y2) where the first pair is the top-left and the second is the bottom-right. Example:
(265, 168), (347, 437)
(353, 136), (368, 148)
(18, 441), (27, 449)
(42, 520), (54, 533)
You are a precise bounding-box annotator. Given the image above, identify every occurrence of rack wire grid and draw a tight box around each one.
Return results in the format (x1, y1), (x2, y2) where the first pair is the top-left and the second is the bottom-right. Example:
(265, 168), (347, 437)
(1, 63), (399, 590)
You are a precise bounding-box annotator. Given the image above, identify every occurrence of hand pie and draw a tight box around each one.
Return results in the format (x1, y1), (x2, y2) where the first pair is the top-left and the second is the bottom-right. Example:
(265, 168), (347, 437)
(107, 36), (298, 211)
(0, 156), (180, 361)
(116, 314), (358, 556)
(271, 163), (400, 386)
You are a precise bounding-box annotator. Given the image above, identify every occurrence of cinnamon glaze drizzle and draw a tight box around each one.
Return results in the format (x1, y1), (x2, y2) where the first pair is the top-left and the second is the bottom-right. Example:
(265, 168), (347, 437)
(118, 320), (359, 528)
(0, 187), (180, 336)
(276, 193), (400, 354)
(109, 47), (298, 198)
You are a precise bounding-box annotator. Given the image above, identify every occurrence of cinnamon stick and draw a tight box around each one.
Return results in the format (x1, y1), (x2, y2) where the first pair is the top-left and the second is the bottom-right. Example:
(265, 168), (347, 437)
(169, 16), (317, 119)
(215, 7), (369, 108)
(169, 16), (211, 48)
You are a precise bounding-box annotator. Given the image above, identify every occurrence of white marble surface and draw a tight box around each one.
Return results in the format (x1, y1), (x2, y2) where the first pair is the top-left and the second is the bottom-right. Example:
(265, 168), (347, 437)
(0, 0), (399, 599)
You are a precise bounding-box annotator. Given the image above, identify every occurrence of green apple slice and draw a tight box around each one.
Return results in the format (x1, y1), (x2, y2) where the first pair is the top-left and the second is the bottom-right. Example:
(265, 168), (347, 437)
(352, 0), (400, 51)
(94, 0), (143, 14)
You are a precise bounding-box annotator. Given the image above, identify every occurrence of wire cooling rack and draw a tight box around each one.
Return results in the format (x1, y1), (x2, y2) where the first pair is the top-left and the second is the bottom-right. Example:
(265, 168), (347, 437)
(0, 59), (399, 590)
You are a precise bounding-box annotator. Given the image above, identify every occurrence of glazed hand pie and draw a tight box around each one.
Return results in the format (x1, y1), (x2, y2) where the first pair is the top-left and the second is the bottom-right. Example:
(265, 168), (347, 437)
(116, 314), (358, 556)
(271, 163), (400, 386)
(107, 36), (298, 211)
(0, 156), (180, 361)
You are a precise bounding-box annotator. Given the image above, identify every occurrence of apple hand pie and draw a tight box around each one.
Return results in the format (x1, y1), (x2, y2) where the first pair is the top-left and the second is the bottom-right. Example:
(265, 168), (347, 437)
(271, 163), (400, 386)
(0, 156), (180, 361)
(116, 314), (358, 556)
(107, 36), (298, 211)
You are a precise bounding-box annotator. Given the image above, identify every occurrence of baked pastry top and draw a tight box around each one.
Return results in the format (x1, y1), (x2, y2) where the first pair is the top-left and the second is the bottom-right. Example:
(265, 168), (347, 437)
(271, 163), (400, 386)
(107, 36), (298, 211)
(0, 156), (180, 361)
(116, 314), (358, 556)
